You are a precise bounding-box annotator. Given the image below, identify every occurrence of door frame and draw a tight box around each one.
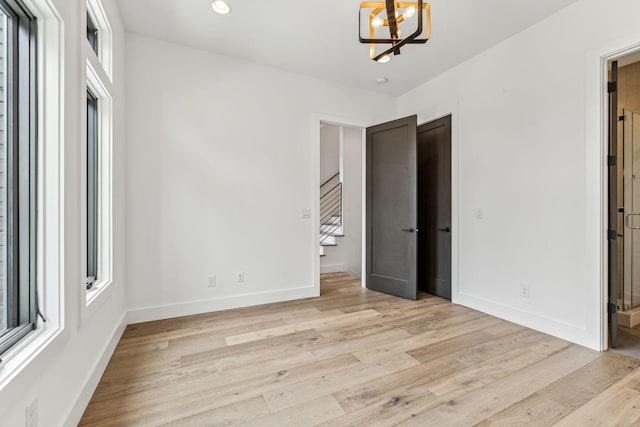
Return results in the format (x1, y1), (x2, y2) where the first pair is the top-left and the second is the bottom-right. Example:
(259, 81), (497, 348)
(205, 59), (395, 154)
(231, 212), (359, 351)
(588, 35), (640, 351)
(313, 109), (460, 303)
(313, 114), (368, 296)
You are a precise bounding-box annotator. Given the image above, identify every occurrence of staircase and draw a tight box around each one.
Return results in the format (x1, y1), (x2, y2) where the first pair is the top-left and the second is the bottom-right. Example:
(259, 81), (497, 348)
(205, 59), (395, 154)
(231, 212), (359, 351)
(320, 173), (343, 257)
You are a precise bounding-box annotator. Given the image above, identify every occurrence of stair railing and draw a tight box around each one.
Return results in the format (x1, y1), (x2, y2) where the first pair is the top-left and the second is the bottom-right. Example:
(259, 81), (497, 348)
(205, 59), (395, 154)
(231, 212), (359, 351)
(320, 173), (342, 244)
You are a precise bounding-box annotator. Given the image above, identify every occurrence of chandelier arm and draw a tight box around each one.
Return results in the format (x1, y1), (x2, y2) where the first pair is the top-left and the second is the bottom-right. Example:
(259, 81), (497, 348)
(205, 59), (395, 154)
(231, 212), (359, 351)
(371, 28), (418, 61)
(359, 0), (430, 60)
(372, 0), (424, 60)
(360, 0), (427, 44)
(385, 0), (399, 41)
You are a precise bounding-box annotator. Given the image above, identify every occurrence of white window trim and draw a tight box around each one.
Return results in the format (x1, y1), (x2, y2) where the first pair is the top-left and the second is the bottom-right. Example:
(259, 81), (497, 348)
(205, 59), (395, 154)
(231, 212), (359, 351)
(82, 59), (113, 324)
(0, 0), (65, 391)
(86, 0), (113, 81)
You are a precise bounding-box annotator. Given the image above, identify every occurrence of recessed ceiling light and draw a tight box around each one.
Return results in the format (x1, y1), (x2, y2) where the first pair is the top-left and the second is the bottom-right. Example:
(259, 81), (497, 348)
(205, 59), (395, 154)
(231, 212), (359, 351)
(376, 77), (389, 85)
(211, 0), (231, 15)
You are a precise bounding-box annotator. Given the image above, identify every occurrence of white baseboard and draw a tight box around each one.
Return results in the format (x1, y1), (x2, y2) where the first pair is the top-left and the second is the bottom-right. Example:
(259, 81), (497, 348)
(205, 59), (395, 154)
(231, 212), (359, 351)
(320, 264), (345, 274)
(126, 285), (316, 324)
(64, 312), (127, 427)
(453, 292), (598, 351)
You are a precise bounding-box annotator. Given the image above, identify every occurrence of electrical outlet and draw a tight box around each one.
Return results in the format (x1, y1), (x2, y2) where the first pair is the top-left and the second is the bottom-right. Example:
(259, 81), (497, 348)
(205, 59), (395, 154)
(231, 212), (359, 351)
(475, 208), (484, 220)
(207, 275), (216, 288)
(235, 272), (245, 283)
(26, 398), (37, 427)
(520, 285), (530, 299)
(300, 208), (311, 219)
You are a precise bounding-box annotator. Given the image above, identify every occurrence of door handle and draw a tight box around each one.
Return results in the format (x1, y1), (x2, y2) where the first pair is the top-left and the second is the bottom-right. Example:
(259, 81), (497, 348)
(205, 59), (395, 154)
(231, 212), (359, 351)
(401, 228), (415, 233)
(437, 227), (451, 232)
(626, 213), (640, 229)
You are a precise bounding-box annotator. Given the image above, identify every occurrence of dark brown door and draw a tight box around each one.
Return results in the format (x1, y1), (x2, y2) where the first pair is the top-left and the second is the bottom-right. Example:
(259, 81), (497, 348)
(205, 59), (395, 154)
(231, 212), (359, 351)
(366, 115), (418, 300)
(417, 115), (452, 299)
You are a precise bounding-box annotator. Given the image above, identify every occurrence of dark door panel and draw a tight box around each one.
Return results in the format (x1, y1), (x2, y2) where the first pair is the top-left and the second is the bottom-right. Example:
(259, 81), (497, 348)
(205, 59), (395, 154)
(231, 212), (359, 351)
(366, 115), (418, 300)
(418, 115), (452, 299)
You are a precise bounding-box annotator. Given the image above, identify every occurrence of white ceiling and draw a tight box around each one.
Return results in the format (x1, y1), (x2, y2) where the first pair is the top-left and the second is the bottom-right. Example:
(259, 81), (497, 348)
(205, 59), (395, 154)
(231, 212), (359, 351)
(116, 0), (580, 96)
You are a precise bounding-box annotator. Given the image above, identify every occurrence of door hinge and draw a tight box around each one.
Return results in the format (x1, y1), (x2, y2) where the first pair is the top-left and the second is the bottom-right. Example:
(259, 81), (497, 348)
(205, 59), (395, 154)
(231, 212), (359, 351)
(608, 229), (618, 240)
(608, 81), (617, 93)
(608, 155), (617, 166)
(619, 115), (626, 121)
(608, 302), (618, 314)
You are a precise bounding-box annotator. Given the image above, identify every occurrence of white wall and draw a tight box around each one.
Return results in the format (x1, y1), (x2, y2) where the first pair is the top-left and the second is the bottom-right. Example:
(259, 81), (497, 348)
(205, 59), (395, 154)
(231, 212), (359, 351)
(321, 126), (363, 277)
(320, 125), (340, 185)
(125, 34), (395, 321)
(0, 0), (127, 425)
(398, 0), (640, 350)
(343, 127), (364, 277)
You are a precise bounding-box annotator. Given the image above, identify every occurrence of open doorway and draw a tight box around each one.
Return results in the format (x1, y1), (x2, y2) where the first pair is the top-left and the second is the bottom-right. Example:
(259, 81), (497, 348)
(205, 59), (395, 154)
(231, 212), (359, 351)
(318, 123), (365, 291)
(608, 51), (640, 356)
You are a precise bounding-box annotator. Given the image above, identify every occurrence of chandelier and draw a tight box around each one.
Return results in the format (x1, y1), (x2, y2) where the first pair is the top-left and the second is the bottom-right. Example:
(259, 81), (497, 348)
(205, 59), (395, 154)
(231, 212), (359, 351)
(359, 0), (431, 62)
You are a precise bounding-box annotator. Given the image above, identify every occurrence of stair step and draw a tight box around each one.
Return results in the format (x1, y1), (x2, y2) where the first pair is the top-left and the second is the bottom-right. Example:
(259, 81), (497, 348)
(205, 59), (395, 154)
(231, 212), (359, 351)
(320, 232), (344, 239)
(320, 235), (336, 245)
(320, 241), (337, 247)
(321, 216), (341, 225)
(320, 225), (343, 234)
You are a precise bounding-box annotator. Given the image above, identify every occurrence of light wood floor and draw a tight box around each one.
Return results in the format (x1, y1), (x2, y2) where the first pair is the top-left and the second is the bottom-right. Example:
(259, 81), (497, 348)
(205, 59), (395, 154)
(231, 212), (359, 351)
(81, 273), (640, 426)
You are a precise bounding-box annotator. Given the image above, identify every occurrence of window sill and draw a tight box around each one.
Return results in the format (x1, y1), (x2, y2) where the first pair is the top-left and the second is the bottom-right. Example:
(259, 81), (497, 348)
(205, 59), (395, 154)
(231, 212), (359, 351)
(0, 317), (64, 393)
(82, 279), (113, 328)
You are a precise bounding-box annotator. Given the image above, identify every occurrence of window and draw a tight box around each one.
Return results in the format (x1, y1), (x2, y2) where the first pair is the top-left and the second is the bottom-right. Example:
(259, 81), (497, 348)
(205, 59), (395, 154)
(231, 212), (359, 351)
(86, 0), (112, 80)
(0, 0), (38, 357)
(86, 91), (98, 290)
(84, 66), (113, 304)
(86, 12), (97, 55)
(83, 0), (113, 308)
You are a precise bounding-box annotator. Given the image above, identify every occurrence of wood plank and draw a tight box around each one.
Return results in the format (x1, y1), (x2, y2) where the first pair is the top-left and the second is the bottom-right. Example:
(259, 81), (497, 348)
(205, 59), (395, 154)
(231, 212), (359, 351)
(400, 345), (598, 426)
(332, 355), (462, 413)
(91, 349), (318, 404)
(323, 387), (437, 427)
(312, 328), (411, 360)
(353, 312), (504, 362)
(426, 335), (571, 397)
(180, 329), (326, 368)
(224, 309), (382, 345)
(245, 396), (344, 427)
(406, 329), (498, 364)
(84, 354), (360, 425)
(81, 273), (640, 426)
(477, 352), (640, 426)
(262, 353), (420, 412)
(553, 363), (640, 427)
(161, 395), (269, 426)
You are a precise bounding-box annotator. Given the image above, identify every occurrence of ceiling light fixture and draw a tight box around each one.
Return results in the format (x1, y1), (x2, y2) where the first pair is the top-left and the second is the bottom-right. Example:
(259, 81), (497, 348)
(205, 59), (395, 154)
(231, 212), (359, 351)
(211, 0), (231, 15)
(359, 0), (431, 62)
